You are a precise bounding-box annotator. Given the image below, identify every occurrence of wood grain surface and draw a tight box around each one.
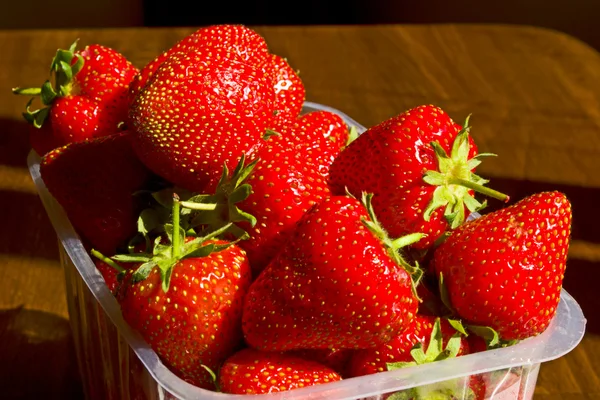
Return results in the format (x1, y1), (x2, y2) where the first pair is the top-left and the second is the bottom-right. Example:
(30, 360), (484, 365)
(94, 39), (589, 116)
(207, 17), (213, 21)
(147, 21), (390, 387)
(0, 25), (598, 399)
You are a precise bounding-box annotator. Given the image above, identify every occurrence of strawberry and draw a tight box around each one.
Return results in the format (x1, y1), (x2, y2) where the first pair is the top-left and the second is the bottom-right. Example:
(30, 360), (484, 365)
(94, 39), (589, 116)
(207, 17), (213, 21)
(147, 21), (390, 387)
(13, 41), (138, 156)
(128, 47), (275, 193)
(129, 24), (270, 101)
(348, 316), (468, 377)
(39, 131), (153, 255)
(186, 111), (349, 275)
(328, 104), (508, 251)
(351, 317), (484, 399)
(433, 191), (572, 341)
(263, 54), (305, 126)
(289, 348), (354, 377)
(219, 348), (341, 394)
(242, 194), (421, 351)
(114, 198), (252, 389)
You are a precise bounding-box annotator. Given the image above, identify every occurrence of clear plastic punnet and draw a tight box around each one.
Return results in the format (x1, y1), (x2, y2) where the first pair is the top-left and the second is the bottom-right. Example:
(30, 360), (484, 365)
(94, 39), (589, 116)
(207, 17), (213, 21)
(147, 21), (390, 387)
(28, 102), (586, 400)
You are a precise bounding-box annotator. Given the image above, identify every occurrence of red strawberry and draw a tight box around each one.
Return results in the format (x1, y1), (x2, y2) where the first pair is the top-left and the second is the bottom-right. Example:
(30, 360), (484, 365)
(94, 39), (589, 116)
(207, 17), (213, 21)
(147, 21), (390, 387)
(128, 47), (275, 193)
(242, 194), (420, 351)
(352, 317), (483, 399)
(348, 316), (468, 377)
(433, 191), (572, 340)
(289, 348), (354, 377)
(263, 54), (305, 126)
(14, 41), (138, 156)
(328, 104), (508, 251)
(219, 348), (341, 394)
(188, 111), (349, 274)
(39, 131), (153, 255)
(129, 24), (270, 100)
(114, 199), (252, 389)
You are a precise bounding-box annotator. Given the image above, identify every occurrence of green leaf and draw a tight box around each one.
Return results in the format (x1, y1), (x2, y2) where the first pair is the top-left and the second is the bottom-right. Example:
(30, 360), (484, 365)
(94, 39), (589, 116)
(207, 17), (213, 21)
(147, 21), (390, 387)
(390, 233), (426, 250)
(230, 206), (257, 227)
(138, 208), (164, 236)
(385, 391), (415, 400)
(424, 319), (444, 360)
(450, 128), (470, 162)
(263, 129), (281, 140)
(132, 261), (157, 282)
(40, 80), (57, 105)
(347, 125), (359, 146)
(438, 334), (462, 360)
(430, 141), (452, 172)
(183, 243), (216, 259)
(386, 361), (418, 371)
(422, 170), (446, 186)
(12, 87), (42, 96)
(71, 54), (84, 76)
(438, 272), (455, 315)
(33, 107), (50, 128)
(463, 193), (484, 214)
(230, 184), (252, 204)
(467, 325), (500, 348)
(112, 253), (152, 263)
(423, 186), (453, 222)
(447, 319), (468, 336)
(410, 343), (428, 365)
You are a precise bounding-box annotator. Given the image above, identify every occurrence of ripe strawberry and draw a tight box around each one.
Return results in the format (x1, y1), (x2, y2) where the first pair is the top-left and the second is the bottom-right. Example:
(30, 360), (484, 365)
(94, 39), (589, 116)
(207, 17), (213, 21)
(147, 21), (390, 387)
(352, 317), (483, 399)
(114, 199), (252, 389)
(40, 131), (153, 255)
(188, 112), (349, 274)
(128, 47), (275, 193)
(219, 348), (341, 394)
(242, 194), (420, 351)
(433, 191), (572, 340)
(328, 104), (508, 251)
(14, 41), (138, 156)
(129, 24), (270, 101)
(289, 348), (354, 377)
(348, 316), (468, 377)
(263, 54), (305, 126)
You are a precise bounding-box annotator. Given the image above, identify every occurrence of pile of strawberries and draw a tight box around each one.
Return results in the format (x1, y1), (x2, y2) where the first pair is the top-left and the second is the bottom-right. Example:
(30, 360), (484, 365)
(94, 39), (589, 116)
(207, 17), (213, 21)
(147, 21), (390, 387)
(15, 25), (572, 398)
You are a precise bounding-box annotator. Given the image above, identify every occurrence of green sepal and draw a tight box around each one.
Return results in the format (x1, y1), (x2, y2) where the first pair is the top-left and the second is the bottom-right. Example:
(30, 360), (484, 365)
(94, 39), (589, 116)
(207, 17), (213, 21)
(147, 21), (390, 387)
(438, 272), (456, 315)
(346, 125), (359, 146)
(132, 261), (157, 282)
(263, 129), (281, 141)
(466, 325), (500, 348)
(201, 364), (220, 392)
(385, 391), (416, 400)
(40, 80), (57, 105)
(359, 192), (424, 299)
(447, 319), (468, 336)
(12, 87), (42, 96)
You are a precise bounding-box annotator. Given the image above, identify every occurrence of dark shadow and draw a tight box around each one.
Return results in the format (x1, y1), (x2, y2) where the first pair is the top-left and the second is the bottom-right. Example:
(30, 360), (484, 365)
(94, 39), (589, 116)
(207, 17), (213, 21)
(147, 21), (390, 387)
(0, 190), (59, 260)
(0, 118), (32, 169)
(0, 307), (84, 400)
(479, 176), (600, 245)
(562, 258), (599, 335)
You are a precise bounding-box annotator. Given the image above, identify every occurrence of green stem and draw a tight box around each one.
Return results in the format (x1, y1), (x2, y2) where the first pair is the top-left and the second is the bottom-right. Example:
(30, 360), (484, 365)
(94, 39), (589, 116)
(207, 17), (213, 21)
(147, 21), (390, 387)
(448, 177), (509, 203)
(172, 194), (181, 259)
(90, 249), (125, 273)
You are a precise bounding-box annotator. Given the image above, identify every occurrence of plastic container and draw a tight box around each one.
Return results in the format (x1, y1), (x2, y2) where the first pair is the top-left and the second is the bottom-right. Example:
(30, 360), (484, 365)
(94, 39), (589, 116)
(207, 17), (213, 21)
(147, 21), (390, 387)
(28, 101), (587, 400)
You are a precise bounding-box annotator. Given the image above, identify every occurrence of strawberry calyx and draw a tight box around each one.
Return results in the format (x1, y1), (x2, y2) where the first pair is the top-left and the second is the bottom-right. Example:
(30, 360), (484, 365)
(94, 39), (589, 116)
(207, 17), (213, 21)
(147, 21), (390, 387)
(110, 193), (232, 292)
(386, 318), (473, 400)
(422, 116), (509, 229)
(359, 191), (425, 297)
(12, 40), (84, 128)
(466, 325), (519, 350)
(187, 155), (258, 239)
(387, 318), (464, 371)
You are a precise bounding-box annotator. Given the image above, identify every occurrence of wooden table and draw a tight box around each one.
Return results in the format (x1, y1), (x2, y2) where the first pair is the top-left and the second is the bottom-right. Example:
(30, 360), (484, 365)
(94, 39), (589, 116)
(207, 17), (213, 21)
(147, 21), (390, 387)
(1, 25), (598, 399)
